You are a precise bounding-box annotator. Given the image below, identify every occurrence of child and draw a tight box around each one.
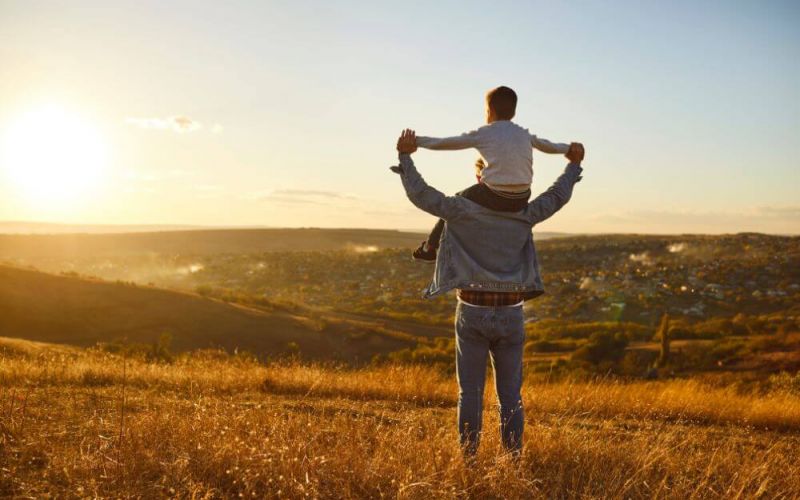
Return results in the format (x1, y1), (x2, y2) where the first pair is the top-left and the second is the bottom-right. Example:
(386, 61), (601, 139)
(412, 86), (579, 261)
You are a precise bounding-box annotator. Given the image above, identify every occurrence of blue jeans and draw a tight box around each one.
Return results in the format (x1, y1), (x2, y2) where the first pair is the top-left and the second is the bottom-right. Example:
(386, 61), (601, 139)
(455, 301), (525, 456)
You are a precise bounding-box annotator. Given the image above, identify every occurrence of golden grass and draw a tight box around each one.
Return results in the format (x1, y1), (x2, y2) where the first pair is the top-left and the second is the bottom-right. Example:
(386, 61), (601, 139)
(2, 339), (799, 498)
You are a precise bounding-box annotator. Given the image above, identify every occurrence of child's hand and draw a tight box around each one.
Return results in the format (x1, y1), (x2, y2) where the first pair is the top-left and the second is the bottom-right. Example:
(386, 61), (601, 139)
(566, 142), (585, 163)
(396, 129), (418, 154)
(474, 158), (485, 178)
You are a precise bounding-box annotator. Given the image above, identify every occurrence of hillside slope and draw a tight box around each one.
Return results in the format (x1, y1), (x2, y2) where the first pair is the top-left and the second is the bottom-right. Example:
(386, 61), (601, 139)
(0, 227), (569, 259)
(0, 265), (412, 360)
(0, 228), (426, 258)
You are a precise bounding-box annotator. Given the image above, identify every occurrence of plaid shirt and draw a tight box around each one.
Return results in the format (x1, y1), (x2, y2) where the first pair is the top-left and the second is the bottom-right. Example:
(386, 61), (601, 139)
(457, 289), (525, 307)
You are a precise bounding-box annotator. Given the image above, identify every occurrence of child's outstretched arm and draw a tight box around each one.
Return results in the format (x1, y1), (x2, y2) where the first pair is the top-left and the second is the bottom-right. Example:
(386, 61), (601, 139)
(392, 129), (471, 221)
(416, 129), (481, 150)
(531, 134), (570, 154)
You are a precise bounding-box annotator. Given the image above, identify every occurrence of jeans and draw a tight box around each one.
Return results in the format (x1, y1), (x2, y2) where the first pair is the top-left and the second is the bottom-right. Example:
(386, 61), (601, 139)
(455, 301), (525, 456)
(426, 183), (531, 248)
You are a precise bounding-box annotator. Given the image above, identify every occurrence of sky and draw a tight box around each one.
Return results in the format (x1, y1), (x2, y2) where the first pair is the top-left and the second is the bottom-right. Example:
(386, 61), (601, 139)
(1, 0), (798, 234)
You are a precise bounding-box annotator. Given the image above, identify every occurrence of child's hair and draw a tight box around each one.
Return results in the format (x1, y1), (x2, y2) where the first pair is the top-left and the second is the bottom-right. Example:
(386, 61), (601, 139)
(486, 86), (517, 120)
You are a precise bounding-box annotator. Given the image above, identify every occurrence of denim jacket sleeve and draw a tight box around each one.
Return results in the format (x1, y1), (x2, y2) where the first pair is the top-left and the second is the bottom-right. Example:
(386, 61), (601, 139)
(525, 163), (583, 225)
(391, 153), (468, 221)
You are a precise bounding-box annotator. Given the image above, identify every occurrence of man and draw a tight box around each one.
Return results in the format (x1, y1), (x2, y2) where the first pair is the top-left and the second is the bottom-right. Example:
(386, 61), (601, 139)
(391, 129), (584, 456)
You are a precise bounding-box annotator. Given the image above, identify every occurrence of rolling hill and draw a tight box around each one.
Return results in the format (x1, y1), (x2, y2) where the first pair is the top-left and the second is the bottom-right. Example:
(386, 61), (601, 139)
(0, 228), (427, 259)
(0, 221), (213, 234)
(0, 226), (569, 259)
(0, 265), (415, 361)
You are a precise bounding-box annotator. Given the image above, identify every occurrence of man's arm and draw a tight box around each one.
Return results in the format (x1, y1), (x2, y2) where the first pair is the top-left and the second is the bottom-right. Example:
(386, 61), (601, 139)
(525, 163), (582, 225)
(526, 144), (585, 225)
(391, 129), (467, 220)
(416, 129), (481, 150)
(392, 154), (467, 221)
(531, 134), (570, 154)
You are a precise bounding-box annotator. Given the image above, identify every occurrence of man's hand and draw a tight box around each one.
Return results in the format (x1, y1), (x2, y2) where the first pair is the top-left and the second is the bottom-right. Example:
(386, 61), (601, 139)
(566, 142), (585, 164)
(397, 129), (417, 155)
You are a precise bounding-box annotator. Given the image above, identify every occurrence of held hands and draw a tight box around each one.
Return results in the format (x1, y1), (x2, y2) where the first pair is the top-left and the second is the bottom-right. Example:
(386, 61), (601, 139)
(566, 142), (585, 164)
(397, 129), (417, 155)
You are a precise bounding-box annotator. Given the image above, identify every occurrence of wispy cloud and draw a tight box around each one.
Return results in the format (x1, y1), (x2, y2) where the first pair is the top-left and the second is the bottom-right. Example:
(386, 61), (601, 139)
(190, 184), (224, 199)
(363, 207), (420, 217)
(247, 189), (362, 205)
(262, 195), (329, 206)
(192, 184), (223, 192)
(247, 188), (420, 218)
(122, 168), (193, 182)
(755, 205), (800, 218)
(271, 189), (358, 200)
(122, 186), (157, 195)
(125, 116), (205, 133)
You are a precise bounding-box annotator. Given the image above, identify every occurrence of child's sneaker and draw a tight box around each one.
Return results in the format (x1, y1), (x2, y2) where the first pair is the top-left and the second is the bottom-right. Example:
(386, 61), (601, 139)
(412, 241), (437, 262)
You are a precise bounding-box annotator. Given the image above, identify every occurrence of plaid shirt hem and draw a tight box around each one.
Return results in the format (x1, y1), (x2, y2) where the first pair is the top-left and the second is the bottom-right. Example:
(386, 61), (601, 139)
(457, 289), (525, 307)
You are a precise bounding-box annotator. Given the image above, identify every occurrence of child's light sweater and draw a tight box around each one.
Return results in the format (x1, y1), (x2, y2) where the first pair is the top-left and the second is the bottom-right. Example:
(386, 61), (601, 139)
(416, 120), (569, 193)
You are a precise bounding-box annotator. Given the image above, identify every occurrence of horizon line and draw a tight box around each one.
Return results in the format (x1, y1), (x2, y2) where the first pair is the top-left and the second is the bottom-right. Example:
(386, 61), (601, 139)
(0, 220), (797, 237)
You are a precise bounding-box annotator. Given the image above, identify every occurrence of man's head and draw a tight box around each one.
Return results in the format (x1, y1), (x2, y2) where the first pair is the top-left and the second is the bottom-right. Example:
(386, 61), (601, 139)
(486, 86), (517, 122)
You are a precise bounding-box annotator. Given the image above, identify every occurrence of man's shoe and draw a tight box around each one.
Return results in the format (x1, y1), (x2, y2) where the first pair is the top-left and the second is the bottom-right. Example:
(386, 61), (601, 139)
(412, 241), (437, 262)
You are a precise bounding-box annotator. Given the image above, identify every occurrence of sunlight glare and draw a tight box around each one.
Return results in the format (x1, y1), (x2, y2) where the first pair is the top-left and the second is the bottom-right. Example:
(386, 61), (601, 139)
(1, 105), (108, 204)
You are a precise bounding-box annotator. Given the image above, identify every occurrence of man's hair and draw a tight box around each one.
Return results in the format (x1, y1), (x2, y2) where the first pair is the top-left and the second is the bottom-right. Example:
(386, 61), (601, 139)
(486, 86), (517, 120)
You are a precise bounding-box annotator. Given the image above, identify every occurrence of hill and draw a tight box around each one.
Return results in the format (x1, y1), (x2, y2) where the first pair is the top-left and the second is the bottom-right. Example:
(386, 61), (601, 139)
(2, 232), (797, 376)
(1, 338), (799, 498)
(0, 265), (416, 361)
(0, 227), (569, 259)
(5, 232), (795, 327)
(0, 228), (425, 258)
(0, 221), (212, 234)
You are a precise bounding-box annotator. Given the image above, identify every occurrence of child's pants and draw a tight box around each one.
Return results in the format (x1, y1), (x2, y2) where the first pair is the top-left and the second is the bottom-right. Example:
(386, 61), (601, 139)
(426, 183), (531, 249)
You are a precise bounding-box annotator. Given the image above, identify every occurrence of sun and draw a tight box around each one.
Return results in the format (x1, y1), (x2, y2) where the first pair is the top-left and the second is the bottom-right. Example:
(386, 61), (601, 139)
(1, 105), (108, 204)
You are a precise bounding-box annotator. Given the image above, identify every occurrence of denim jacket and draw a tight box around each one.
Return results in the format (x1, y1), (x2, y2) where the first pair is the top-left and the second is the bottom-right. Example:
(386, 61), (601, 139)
(392, 153), (582, 300)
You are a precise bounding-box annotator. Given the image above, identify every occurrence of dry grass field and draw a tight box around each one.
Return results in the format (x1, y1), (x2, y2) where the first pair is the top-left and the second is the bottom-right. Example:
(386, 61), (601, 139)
(2, 337), (799, 499)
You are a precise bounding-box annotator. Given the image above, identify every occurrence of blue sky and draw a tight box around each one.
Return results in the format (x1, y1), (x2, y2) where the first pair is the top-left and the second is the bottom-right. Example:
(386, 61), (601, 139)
(1, 0), (798, 233)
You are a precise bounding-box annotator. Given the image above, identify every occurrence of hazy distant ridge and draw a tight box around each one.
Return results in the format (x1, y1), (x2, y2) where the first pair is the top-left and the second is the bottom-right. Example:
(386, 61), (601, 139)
(0, 227), (567, 258)
(0, 221), (223, 234)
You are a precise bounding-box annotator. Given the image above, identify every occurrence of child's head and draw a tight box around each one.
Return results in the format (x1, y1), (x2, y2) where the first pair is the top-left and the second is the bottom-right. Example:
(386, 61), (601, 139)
(485, 86), (517, 122)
